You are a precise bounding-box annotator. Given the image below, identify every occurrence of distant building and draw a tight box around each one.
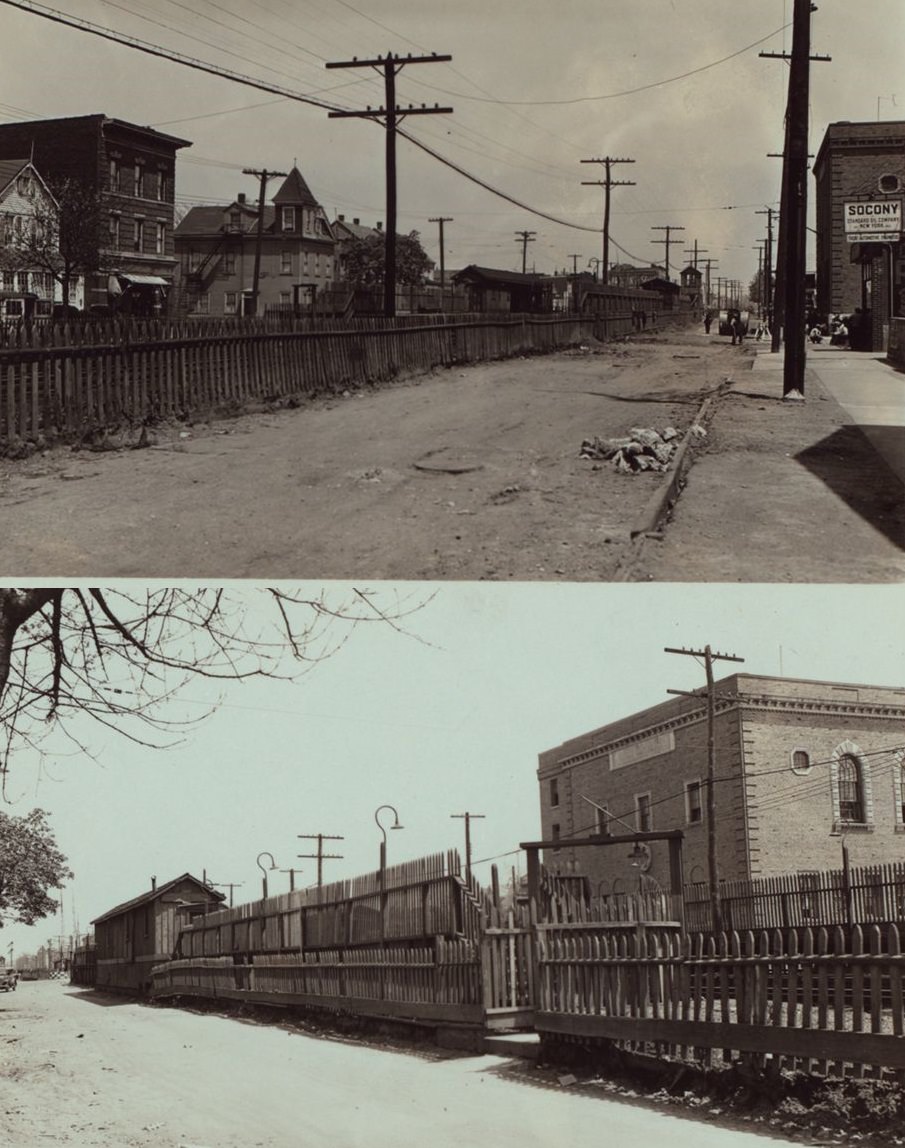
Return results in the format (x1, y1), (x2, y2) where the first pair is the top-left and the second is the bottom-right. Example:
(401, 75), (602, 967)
(452, 265), (551, 312)
(0, 114), (191, 313)
(813, 120), (905, 349)
(0, 158), (84, 318)
(175, 167), (336, 315)
(609, 263), (666, 289)
(92, 873), (224, 994)
(679, 264), (703, 308)
(537, 675), (905, 893)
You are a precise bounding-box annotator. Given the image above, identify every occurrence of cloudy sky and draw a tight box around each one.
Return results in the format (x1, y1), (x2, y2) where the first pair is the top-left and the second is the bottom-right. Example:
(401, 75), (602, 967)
(3, 581), (903, 962)
(0, 0), (903, 286)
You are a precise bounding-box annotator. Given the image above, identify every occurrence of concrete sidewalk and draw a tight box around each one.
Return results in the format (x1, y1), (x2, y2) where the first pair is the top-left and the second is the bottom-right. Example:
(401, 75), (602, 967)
(633, 341), (905, 583)
(750, 343), (905, 485)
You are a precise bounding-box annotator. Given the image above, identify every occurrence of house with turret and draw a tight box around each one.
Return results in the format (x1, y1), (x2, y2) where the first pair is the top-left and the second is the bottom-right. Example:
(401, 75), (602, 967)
(174, 166), (336, 316)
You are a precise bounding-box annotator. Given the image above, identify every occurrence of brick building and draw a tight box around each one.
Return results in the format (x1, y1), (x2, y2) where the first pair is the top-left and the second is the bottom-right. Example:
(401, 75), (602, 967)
(813, 120), (905, 349)
(537, 675), (905, 894)
(174, 167), (336, 316)
(0, 114), (190, 313)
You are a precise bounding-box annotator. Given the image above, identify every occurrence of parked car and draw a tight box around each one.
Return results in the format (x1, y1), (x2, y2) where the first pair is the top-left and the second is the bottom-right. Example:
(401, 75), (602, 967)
(0, 967), (18, 991)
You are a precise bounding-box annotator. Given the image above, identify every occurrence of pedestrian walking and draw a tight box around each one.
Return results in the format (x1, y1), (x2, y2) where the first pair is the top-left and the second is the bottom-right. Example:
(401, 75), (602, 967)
(703, 310), (712, 334)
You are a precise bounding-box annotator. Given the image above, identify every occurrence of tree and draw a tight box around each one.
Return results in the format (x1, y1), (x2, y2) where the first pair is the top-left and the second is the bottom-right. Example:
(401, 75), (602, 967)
(340, 230), (433, 288)
(0, 587), (426, 787)
(1, 176), (109, 309)
(0, 808), (72, 927)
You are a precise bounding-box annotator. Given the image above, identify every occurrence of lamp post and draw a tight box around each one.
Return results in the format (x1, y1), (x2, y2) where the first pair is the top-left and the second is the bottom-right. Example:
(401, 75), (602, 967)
(256, 851), (278, 900)
(374, 805), (404, 878)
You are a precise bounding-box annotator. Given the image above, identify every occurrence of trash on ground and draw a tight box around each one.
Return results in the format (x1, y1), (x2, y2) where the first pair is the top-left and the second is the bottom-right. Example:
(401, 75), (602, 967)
(579, 425), (681, 473)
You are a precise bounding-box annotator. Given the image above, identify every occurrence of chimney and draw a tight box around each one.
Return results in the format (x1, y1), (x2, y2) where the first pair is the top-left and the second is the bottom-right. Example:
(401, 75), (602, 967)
(353, 218), (360, 225)
(150, 876), (157, 892)
(338, 214), (345, 222)
(376, 221), (383, 231)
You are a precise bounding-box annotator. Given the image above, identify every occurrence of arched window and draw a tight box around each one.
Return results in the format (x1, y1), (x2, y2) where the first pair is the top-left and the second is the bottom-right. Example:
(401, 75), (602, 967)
(900, 762), (905, 825)
(838, 754), (864, 822)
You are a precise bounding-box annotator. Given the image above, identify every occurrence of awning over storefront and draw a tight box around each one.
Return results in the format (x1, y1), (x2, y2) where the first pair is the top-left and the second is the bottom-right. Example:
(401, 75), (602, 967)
(117, 274), (170, 287)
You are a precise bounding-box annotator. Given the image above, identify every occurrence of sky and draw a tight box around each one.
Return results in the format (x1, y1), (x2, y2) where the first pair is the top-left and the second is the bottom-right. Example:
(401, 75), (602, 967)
(3, 580), (904, 962)
(0, 0), (903, 287)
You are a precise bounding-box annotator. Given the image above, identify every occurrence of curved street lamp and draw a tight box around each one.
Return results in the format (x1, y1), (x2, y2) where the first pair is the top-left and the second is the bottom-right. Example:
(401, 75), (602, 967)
(374, 804), (404, 878)
(256, 851), (278, 900)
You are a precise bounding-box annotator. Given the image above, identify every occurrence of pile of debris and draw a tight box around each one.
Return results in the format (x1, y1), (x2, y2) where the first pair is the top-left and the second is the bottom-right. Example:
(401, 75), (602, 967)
(579, 425), (682, 473)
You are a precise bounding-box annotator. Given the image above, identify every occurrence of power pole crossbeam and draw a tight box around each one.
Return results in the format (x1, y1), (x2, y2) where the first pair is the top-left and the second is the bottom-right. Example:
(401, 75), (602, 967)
(581, 156), (635, 284)
(326, 53), (452, 318)
(451, 811), (485, 885)
(650, 225), (685, 282)
(298, 833), (344, 888)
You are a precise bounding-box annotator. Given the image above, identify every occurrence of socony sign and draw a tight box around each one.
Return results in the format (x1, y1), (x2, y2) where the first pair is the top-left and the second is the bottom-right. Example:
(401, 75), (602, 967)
(843, 199), (902, 241)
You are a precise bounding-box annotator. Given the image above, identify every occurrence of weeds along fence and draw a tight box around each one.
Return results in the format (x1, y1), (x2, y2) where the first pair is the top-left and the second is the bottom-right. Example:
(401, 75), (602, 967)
(536, 922), (905, 1079)
(0, 310), (634, 448)
(684, 862), (905, 935)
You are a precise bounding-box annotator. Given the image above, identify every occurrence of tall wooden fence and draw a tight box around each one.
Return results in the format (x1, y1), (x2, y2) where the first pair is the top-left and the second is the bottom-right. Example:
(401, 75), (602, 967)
(536, 922), (905, 1078)
(0, 310), (637, 447)
(685, 862), (905, 934)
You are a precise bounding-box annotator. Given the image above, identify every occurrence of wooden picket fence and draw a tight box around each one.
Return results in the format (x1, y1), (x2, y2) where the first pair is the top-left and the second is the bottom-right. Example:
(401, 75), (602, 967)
(152, 938), (483, 1025)
(535, 922), (905, 1077)
(685, 861), (905, 934)
(0, 310), (635, 447)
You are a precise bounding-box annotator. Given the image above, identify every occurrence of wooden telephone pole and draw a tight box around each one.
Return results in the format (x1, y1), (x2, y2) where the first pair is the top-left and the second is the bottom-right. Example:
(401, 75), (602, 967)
(581, 156), (635, 284)
(515, 230), (536, 274)
(298, 833), (344, 888)
(242, 167), (288, 315)
(428, 215), (453, 302)
(650, 224), (685, 282)
(326, 52), (452, 318)
(451, 811), (485, 885)
(761, 0), (830, 392)
(665, 645), (745, 934)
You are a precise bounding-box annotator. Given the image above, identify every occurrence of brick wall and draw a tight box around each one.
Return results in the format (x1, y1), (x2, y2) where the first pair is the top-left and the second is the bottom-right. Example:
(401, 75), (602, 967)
(538, 676), (905, 893)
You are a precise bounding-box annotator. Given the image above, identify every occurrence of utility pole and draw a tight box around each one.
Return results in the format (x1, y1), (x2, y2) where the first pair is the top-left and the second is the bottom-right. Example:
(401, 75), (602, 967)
(567, 253), (582, 275)
(703, 258), (718, 309)
(298, 833), (344, 888)
(514, 230), (536, 274)
(581, 156), (635, 284)
(753, 245), (764, 315)
(756, 206), (776, 333)
(428, 215), (453, 305)
(665, 645), (745, 934)
(241, 167), (288, 316)
(210, 881), (243, 908)
(326, 52), (453, 318)
(684, 240), (708, 270)
(280, 867), (304, 892)
(650, 225), (685, 281)
(451, 811), (485, 885)
(761, 1), (830, 393)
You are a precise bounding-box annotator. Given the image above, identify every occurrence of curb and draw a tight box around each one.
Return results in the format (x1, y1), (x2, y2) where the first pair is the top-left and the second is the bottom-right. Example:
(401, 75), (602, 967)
(628, 388), (720, 540)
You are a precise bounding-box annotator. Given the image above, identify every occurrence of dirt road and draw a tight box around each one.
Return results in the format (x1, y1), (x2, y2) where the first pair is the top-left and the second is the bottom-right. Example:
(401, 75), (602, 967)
(2, 981), (804, 1148)
(0, 333), (735, 580)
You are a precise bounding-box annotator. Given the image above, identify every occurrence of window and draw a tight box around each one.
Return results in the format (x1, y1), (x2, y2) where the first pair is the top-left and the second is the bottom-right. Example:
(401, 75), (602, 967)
(281, 206), (296, 232)
(280, 250), (293, 274)
(193, 293), (210, 314)
(223, 252), (236, 275)
(109, 215), (120, 249)
(109, 159), (120, 192)
(134, 219), (144, 253)
(685, 780), (703, 824)
(155, 222), (166, 256)
(837, 754), (864, 822)
(134, 162), (143, 197)
(551, 823), (561, 851)
(594, 805), (609, 835)
(791, 749), (812, 775)
(549, 778), (559, 807)
(635, 793), (652, 833)
(224, 291), (238, 314)
(279, 291), (291, 305)
(229, 211), (241, 231)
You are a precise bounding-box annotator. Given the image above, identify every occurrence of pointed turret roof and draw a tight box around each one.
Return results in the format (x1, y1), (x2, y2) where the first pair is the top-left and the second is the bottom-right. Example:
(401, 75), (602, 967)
(272, 166), (319, 208)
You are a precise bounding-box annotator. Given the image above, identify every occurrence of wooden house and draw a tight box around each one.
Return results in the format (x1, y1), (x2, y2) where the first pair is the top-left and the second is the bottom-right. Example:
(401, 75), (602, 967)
(92, 873), (224, 994)
(452, 265), (551, 313)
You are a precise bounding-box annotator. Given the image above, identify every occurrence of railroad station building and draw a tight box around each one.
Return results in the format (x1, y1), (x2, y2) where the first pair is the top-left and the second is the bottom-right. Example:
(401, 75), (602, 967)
(537, 674), (905, 894)
(813, 120), (905, 351)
